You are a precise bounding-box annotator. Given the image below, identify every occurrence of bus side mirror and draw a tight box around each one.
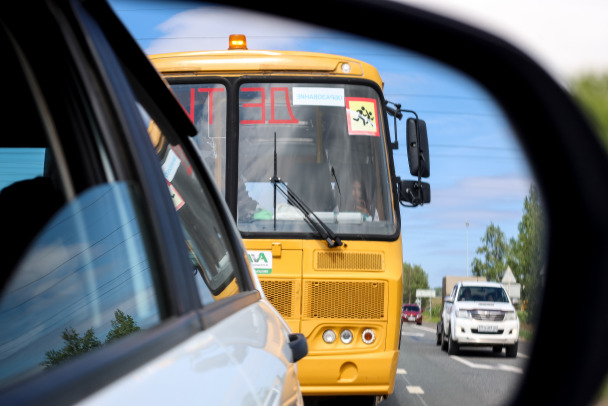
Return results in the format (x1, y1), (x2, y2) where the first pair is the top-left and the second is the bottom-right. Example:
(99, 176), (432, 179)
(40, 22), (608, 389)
(406, 118), (430, 178)
(399, 180), (431, 204)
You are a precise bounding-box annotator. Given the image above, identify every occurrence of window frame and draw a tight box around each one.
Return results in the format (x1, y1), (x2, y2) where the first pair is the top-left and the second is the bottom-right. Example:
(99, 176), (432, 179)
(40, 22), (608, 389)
(0, 0), (259, 404)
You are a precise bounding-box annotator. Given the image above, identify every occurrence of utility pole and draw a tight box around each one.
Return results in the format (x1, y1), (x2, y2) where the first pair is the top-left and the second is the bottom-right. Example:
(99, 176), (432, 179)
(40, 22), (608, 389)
(466, 221), (469, 276)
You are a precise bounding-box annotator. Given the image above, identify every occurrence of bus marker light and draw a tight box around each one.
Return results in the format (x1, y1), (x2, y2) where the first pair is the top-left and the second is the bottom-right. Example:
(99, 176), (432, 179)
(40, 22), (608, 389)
(229, 34), (247, 50)
(340, 329), (353, 344)
(322, 329), (336, 344)
(362, 329), (375, 344)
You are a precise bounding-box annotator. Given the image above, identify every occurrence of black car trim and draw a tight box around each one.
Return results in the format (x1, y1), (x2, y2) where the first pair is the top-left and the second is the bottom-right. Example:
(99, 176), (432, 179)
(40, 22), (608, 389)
(70, 0), (203, 315)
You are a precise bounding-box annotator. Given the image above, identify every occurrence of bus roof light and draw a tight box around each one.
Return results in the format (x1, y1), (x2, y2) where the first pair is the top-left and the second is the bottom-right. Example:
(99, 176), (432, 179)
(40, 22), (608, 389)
(229, 34), (247, 50)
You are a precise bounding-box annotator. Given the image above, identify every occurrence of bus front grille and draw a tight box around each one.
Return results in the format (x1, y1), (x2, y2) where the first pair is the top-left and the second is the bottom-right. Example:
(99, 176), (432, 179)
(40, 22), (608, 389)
(315, 252), (384, 271)
(303, 280), (386, 319)
(260, 280), (295, 319)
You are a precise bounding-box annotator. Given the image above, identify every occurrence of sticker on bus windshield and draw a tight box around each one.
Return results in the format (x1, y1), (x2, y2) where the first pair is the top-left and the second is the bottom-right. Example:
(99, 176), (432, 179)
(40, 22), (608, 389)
(162, 148), (181, 181)
(345, 97), (380, 136)
(293, 87), (345, 107)
(166, 181), (185, 211)
(247, 251), (273, 274)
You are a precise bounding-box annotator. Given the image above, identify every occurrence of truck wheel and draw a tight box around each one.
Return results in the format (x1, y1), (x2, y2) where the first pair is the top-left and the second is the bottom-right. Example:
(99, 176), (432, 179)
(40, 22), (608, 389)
(505, 342), (518, 358)
(436, 331), (441, 345)
(441, 327), (448, 351)
(448, 333), (459, 355)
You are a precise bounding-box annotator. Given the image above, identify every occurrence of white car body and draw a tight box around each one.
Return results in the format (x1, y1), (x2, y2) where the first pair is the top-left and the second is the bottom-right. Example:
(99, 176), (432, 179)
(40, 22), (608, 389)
(79, 300), (302, 406)
(440, 281), (519, 356)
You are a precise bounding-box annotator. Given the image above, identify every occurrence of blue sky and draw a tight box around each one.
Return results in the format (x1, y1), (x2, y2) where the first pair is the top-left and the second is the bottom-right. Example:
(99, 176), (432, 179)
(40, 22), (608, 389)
(107, 0), (589, 288)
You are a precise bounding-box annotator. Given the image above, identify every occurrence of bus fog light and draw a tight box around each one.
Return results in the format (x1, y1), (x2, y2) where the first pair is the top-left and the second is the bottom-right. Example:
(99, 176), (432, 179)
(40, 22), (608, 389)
(322, 329), (336, 344)
(362, 329), (375, 344)
(340, 329), (353, 344)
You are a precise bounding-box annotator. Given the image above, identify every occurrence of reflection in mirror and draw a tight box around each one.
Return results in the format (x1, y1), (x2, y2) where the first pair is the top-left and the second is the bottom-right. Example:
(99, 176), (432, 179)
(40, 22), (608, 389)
(0, 183), (162, 388)
(109, 1), (545, 404)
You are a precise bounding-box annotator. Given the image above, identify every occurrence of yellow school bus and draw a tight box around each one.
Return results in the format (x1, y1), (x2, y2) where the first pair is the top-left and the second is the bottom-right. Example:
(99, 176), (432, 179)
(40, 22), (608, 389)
(150, 34), (430, 403)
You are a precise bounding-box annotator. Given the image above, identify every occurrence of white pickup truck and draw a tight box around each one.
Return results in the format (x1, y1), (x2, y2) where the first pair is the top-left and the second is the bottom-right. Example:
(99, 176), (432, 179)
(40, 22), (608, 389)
(436, 281), (519, 357)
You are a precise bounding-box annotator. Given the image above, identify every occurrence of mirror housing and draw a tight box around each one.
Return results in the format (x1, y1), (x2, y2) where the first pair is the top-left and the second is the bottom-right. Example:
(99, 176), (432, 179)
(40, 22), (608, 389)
(399, 180), (431, 205)
(288, 333), (308, 363)
(444, 296), (453, 304)
(406, 118), (430, 177)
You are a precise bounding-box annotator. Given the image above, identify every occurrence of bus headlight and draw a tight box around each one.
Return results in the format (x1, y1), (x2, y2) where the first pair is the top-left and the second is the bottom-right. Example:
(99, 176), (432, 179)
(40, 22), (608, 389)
(322, 329), (336, 344)
(361, 329), (375, 344)
(340, 329), (354, 344)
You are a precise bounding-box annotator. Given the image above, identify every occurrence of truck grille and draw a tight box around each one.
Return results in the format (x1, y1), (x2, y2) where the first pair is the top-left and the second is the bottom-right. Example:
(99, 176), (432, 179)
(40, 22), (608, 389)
(315, 252), (383, 271)
(260, 280), (296, 319)
(471, 310), (505, 321)
(303, 280), (386, 319)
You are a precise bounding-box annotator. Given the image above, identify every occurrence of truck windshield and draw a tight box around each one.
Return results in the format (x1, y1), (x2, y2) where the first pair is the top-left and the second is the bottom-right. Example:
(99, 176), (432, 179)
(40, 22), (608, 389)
(237, 82), (395, 237)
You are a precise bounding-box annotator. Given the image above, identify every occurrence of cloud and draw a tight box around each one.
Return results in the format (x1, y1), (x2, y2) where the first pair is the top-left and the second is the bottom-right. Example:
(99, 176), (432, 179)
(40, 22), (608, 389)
(403, 175), (533, 231)
(146, 6), (330, 54)
(395, 0), (608, 80)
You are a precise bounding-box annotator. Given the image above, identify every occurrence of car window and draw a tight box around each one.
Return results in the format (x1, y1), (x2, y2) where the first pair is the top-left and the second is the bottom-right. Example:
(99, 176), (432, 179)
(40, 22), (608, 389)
(136, 105), (246, 304)
(0, 25), (163, 388)
(0, 183), (162, 389)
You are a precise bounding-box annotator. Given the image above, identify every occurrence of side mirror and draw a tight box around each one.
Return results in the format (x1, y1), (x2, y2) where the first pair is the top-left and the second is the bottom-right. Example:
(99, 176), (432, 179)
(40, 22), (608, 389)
(406, 118), (430, 178)
(399, 180), (431, 205)
(288, 333), (308, 363)
(444, 296), (453, 304)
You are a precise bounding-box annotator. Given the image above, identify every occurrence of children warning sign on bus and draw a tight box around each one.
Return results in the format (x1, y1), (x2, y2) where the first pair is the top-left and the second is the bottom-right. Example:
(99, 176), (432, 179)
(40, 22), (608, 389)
(345, 97), (379, 136)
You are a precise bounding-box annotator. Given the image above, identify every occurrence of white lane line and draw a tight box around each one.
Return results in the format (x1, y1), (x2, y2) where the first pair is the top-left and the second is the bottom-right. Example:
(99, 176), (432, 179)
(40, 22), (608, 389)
(498, 364), (524, 374)
(397, 368), (407, 374)
(451, 355), (523, 374)
(400, 374), (429, 406)
(406, 386), (425, 394)
(403, 332), (424, 337)
(451, 355), (494, 370)
(413, 325), (436, 334)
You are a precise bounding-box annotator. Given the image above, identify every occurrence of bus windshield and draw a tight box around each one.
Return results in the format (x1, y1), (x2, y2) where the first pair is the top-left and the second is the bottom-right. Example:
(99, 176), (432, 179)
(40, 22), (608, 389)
(171, 81), (396, 238)
(238, 82), (395, 237)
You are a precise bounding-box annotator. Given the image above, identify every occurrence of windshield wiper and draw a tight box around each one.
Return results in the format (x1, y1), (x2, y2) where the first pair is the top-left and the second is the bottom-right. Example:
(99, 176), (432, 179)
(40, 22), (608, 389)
(271, 133), (342, 248)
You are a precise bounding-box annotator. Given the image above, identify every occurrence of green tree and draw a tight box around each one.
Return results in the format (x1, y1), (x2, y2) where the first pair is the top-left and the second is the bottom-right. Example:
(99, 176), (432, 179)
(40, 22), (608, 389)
(508, 185), (546, 320)
(570, 73), (608, 150)
(106, 309), (141, 343)
(402, 263), (429, 306)
(471, 223), (510, 282)
(41, 327), (102, 369)
(42, 309), (141, 369)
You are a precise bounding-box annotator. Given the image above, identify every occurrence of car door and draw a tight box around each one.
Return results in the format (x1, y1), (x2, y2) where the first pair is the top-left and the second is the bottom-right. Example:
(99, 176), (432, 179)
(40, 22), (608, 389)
(0, 1), (303, 405)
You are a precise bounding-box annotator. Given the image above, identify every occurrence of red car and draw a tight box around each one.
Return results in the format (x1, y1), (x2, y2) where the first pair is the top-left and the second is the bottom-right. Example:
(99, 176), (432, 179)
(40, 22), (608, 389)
(402, 304), (423, 325)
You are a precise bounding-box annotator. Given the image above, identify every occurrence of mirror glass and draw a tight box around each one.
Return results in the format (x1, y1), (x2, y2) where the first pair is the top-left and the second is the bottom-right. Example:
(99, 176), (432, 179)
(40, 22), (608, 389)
(110, 1), (543, 403)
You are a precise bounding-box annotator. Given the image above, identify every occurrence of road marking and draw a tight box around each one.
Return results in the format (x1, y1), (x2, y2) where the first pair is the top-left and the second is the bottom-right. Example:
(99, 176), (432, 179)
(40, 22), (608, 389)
(397, 368), (407, 374)
(403, 332), (424, 337)
(451, 355), (523, 374)
(401, 375), (429, 406)
(406, 386), (425, 394)
(451, 356), (494, 370)
(413, 325), (436, 334)
(498, 364), (524, 373)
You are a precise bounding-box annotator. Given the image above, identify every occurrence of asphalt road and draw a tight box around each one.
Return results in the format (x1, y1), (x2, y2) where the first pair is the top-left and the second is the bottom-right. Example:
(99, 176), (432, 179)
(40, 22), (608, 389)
(381, 321), (530, 406)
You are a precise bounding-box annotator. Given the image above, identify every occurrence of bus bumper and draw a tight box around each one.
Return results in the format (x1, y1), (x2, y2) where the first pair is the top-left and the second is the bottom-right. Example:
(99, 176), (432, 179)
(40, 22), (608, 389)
(297, 350), (399, 396)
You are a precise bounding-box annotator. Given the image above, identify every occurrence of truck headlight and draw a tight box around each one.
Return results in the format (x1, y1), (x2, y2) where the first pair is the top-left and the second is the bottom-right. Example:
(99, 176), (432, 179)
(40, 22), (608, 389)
(504, 312), (517, 321)
(455, 310), (471, 319)
(340, 329), (354, 344)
